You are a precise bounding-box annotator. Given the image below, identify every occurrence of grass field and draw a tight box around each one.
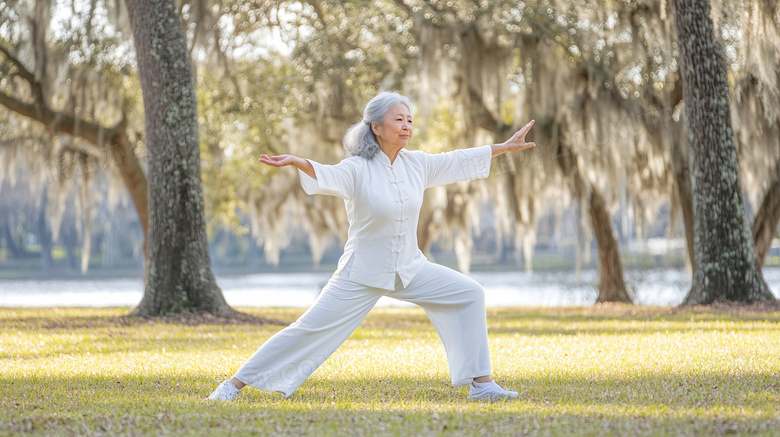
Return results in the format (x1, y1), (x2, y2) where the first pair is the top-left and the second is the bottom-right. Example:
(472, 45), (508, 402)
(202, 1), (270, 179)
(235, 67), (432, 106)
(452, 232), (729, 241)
(1, 305), (779, 436)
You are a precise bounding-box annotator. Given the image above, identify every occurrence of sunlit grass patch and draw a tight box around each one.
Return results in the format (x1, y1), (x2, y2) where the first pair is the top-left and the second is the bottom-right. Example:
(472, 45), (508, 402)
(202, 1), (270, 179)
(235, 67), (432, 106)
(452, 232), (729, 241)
(1, 305), (779, 436)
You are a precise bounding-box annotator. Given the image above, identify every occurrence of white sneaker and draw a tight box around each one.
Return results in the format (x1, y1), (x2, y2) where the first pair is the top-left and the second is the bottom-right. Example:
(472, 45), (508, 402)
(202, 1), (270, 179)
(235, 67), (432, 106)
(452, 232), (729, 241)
(467, 381), (519, 401)
(207, 380), (240, 401)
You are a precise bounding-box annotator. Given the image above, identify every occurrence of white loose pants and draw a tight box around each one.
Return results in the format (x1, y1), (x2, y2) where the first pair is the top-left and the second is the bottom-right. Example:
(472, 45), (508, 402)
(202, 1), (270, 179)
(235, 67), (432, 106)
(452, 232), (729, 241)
(232, 261), (492, 397)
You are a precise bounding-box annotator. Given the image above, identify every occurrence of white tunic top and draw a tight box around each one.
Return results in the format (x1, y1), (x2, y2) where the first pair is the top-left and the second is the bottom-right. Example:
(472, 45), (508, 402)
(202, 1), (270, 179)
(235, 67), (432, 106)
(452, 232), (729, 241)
(298, 145), (492, 290)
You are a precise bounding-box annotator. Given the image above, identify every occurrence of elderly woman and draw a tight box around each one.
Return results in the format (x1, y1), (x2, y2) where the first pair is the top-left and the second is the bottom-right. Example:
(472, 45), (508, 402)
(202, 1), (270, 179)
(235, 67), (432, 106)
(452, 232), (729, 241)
(209, 91), (535, 402)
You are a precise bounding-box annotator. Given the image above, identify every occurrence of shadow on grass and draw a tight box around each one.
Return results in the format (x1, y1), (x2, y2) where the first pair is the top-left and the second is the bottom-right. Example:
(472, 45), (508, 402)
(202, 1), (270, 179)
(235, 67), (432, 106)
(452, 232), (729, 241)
(3, 371), (778, 409)
(0, 313), (288, 331)
(486, 306), (780, 322)
(3, 306), (780, 435)
(486, 322), (780, 336)
(2, 373), (778, 436)
(483, 306), (780, 336)
(4, 306), (780, 362)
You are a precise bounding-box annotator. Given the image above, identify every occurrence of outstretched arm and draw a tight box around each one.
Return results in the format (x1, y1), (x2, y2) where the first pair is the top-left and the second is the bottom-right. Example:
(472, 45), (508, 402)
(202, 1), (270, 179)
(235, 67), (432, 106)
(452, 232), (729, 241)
(260, 153), (357, 199)
(258, 154), (316, 179)
(490, 120), (536, 157)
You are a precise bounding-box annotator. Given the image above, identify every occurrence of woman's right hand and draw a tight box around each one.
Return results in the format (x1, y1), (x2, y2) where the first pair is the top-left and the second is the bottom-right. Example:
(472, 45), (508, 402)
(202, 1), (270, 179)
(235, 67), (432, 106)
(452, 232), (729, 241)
(258, 154), (317, 179)
(258, 154), (299, 167)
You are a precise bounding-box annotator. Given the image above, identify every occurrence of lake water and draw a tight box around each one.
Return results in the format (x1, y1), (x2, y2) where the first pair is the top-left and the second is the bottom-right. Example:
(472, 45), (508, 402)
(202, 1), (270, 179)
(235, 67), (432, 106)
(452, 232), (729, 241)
(2, 268), (780, 308)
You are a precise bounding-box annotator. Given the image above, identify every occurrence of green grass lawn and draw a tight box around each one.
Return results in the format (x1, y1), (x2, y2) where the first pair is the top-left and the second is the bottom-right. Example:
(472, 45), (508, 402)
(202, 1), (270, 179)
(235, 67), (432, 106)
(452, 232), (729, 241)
(1, 305), (779, 436)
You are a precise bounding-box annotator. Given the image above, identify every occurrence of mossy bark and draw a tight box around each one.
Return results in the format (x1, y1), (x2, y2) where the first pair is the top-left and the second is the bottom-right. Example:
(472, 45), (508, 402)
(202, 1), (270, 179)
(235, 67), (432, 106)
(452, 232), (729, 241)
(672, 0), (775, 305)
(125, 0), (233, 316)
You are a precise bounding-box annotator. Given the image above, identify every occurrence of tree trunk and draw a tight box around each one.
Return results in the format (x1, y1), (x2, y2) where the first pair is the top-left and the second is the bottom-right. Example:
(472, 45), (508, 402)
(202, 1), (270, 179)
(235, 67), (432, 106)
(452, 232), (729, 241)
(752, 167), (780, 266)
(671, 139), (695, 268)
(672, 0), (775, 304)
(124, 0), (233, 316)
(552, 119), (632, 303)
(62, 223), (78, 270)
(112, 128), (149, 249)
(2, 219), (23, 258)
(589, 186), (632, 303)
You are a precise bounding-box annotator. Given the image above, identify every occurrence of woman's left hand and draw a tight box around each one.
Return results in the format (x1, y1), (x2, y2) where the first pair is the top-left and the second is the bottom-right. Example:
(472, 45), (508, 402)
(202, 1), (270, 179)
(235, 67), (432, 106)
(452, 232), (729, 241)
(502, 120), (536, 152)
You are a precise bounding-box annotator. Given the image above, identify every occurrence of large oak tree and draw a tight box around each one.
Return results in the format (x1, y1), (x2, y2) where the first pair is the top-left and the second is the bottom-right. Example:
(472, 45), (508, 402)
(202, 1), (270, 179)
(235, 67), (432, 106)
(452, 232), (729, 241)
(671, 0), (776, 304)
(124, 0), (234, 315)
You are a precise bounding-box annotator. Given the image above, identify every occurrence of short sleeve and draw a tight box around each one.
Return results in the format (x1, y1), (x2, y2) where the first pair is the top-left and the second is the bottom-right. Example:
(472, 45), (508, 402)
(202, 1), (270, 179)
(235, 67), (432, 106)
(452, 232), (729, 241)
(424, 145), (492, 189)
(298, 158), (357, 200)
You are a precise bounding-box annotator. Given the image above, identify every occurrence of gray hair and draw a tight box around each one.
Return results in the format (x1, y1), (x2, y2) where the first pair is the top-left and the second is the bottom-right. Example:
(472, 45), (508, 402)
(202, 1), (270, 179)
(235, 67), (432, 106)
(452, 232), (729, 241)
(343, 91), (412, 159)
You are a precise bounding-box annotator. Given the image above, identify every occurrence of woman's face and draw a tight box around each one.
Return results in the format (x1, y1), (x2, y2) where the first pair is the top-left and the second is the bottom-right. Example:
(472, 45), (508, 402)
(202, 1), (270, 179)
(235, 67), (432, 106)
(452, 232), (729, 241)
(372, 102), (413, 149)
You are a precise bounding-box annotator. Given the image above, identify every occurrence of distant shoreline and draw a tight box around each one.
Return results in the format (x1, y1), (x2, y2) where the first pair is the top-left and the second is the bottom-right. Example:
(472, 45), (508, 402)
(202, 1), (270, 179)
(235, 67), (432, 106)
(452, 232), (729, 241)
(0, 252), (704, 281)
(0, 261), (669, 281)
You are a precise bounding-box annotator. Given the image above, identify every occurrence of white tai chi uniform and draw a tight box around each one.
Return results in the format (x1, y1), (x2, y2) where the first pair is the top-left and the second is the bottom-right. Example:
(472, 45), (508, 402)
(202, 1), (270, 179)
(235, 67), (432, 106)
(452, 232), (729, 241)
(234, 144), (494, 397)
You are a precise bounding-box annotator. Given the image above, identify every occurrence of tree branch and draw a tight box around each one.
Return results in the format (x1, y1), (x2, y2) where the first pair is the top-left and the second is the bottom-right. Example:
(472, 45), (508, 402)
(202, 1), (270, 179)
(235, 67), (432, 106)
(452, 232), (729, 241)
(0, 43), (45, 104)
(0, 88), (118, 151)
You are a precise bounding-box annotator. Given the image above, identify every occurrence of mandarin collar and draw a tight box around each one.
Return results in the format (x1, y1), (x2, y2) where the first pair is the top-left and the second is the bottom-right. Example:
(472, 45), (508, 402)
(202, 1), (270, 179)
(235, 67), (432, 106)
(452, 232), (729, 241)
(376, 148), (405, 167)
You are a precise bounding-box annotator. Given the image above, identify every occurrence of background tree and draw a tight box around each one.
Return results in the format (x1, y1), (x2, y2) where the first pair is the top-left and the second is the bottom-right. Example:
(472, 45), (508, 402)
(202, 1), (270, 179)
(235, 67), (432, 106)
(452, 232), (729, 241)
(728, 2), (780, 267)
(3, 0), (780, 310)
(0, 0), (149, 268)
(124, 0), (233, 316)
(390, 0), (648, 302)
(671, 0), (775, 304)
